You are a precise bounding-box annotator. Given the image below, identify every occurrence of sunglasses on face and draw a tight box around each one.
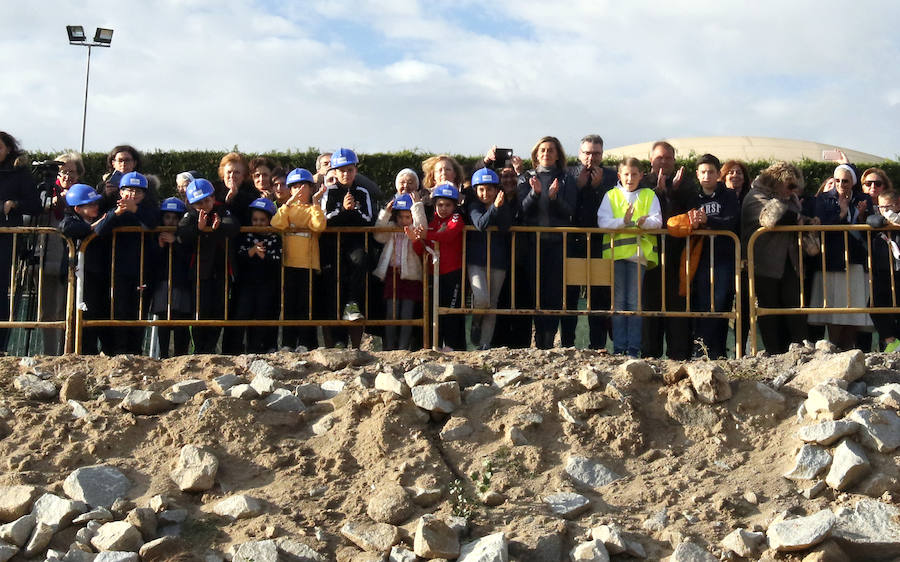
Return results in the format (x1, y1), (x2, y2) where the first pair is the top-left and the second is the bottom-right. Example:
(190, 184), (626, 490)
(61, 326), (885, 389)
(864, 180), (884, 188)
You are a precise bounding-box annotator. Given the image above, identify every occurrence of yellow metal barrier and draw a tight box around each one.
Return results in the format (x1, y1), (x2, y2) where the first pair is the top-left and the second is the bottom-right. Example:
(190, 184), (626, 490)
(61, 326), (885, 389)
(0, 227), (78, 354)
(433, 226), (743, 356)
(76, 225), (430, 354)
(747, 224), (900, 355)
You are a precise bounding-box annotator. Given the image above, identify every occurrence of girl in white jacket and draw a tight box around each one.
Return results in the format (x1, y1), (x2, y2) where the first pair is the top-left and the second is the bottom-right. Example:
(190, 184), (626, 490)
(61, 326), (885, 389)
(374, 192), (426, 349)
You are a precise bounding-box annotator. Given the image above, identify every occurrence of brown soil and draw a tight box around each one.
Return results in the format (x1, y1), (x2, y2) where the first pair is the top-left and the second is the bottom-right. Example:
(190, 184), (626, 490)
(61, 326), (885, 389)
(0, 347), (896, 561)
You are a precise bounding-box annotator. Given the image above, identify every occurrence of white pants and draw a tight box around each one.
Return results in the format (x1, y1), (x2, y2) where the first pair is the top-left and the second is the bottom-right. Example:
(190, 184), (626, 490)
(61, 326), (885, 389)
(468, 265), (506, 347)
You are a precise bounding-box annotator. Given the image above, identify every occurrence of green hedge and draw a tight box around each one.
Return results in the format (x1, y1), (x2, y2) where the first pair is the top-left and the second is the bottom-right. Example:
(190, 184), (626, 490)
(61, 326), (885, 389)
(27, 149), (900, 202)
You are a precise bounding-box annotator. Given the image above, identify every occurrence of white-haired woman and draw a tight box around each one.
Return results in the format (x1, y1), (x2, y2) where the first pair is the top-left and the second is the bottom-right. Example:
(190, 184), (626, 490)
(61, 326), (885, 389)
(809, 164), (873, 349)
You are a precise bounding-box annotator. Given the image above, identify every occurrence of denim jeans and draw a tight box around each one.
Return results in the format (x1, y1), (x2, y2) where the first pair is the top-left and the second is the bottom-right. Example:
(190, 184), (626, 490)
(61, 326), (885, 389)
(612, 260), (644, 357)
(691, 252), (735, 358)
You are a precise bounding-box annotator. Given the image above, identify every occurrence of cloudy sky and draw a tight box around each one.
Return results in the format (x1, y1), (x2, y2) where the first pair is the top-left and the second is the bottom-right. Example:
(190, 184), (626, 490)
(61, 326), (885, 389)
(3, 1), (900, 159)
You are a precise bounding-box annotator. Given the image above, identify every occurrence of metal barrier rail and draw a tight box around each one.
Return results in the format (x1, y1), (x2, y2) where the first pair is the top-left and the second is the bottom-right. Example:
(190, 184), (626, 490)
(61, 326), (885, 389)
(0, 227), (78, 353)
(76, 226), (430, 354)
(432, 226), (743, 356)
(747, 224), (900, 354)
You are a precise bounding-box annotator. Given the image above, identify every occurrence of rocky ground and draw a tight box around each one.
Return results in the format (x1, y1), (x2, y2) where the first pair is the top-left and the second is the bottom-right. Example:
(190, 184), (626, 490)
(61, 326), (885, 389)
(0, 342), (899, 562)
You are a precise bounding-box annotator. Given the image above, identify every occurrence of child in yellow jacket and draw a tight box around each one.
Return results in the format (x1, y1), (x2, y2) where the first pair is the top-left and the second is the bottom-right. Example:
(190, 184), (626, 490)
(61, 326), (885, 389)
(270, 168), (326, 350)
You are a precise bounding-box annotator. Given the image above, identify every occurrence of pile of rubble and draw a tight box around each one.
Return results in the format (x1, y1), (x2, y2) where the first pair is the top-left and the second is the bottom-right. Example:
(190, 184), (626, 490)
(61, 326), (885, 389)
(0, 343), (898, 561)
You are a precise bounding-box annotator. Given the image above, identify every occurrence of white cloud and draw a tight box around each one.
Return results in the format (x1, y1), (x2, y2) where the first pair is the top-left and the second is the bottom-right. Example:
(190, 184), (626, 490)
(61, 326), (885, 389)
(2, 0), (899, 162)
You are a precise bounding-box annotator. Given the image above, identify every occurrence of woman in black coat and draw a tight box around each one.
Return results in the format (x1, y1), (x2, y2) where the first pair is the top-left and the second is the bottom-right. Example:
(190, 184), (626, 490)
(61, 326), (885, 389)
(0, 132), (42, 350)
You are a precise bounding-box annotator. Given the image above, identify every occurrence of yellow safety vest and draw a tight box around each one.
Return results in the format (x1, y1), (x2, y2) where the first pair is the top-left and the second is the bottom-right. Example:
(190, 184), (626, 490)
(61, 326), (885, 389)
(602, 187), (659, 268)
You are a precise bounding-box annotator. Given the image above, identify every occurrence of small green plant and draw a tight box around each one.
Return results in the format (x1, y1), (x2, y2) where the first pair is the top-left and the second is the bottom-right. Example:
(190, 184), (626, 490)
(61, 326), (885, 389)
(449, 478), (477, 519)
(470, 458), (494, 494)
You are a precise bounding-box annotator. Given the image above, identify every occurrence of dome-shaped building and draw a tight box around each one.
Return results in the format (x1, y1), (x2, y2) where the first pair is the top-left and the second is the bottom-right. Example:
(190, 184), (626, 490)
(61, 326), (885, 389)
(605, 136), (887, 164)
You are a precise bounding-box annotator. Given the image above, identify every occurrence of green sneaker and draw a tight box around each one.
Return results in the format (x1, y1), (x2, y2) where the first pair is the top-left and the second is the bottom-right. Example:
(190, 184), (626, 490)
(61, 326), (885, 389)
(885, 339), (900, 353)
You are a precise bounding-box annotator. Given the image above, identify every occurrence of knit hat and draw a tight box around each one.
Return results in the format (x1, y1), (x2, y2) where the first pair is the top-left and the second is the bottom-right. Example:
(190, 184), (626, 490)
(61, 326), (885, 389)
(835, 164), (857, 185)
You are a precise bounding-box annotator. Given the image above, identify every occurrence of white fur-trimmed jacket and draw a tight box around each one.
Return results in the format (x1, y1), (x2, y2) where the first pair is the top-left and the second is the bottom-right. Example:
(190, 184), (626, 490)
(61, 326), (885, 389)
(373, 206), (427, 282)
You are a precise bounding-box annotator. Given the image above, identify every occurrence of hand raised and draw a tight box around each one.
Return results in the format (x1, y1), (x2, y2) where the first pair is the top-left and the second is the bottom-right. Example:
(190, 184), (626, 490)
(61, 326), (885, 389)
(548, 178), (559, 200)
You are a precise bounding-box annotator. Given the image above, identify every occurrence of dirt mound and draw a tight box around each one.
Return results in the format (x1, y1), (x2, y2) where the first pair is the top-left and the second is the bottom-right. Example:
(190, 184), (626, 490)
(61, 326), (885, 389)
(0, 345), (898, 561)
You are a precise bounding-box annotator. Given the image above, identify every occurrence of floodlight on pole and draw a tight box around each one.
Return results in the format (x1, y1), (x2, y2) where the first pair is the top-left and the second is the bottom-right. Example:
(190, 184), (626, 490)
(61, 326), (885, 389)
(66, 26), (114, 153)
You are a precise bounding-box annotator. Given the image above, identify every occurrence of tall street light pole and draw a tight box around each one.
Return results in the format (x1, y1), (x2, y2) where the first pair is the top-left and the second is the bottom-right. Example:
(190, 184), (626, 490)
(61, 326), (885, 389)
(66, 26), (113, 153)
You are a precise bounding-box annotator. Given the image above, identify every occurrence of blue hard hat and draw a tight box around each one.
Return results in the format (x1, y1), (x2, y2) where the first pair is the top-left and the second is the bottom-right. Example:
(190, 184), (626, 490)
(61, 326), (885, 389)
(471, 167), (499, 187)
(65, 184), (102, 206)
(119, 171), (148, 189)
(249, 197), (277, 216)
(186, 178), (215, 204)
(330, 148), (358, 169)
(160, 197), (187, 214)
(432, 182), (459, 202)
(286, 168), (314, 186)
(393, 193), (414, 211)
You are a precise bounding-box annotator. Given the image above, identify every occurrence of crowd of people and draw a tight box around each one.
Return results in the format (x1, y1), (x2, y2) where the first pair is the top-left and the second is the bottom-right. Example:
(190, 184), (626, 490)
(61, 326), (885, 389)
(0, 129), (898, 358)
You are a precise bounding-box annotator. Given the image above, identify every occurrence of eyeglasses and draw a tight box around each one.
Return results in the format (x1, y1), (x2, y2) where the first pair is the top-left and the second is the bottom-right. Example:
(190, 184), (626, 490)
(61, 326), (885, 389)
(864, 180), (884, 188)
(833, 178), (852, 185)
(58, 170), (76, 177)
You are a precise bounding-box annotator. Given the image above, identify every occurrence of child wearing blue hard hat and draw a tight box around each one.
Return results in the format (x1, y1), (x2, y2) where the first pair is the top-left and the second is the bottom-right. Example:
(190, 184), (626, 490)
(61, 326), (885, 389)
(271, 168), (327, 351)
(319, 148), (376, 348)
(103, 171), (160, 355)
(234, 198), (282, 353)
(373, 191), (427, 350)
(409, 181), (466, 350)
(151, 197), (192, 357)
(467, 168), (514, 350)
(177, 178), (239, 353)
(60, 184), (115, 354)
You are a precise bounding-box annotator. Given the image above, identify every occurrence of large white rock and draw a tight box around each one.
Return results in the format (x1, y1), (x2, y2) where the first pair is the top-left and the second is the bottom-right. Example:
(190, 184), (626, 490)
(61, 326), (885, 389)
(457, 532), (508, 562)
(569, 539), (610, 562)
(788, 350), (866, 394)
(120, 390), (172, 415)
(90, 521), (144, 552)
(492, 369), (524, 388)
(14, 374), (57, 400)
(565, 456), (623, 490)
(590, 524), (628, 554)
(234, 539), (278, 562)
(264, 389), (305, 413)
(23, 522), (54, 557)
(669, 541), (717, 561)
(403, 363), (444, 388)
(374, 372), (410, 397)
(274, 537), (327, 561)
(211, 495), (262, 519)
(543, 492), (590, 519)
(32, 493), (85, 529)
(847, 407), (900, 452)
(687, 363), (732, 403)
(805, 383), (859, 420)
(410, 382), (461, 413)
(766, 509), (836, 552)
(171, 444), (219, 492)
(249, 374), (278, 397)
(413, 515), (459, 559)
(797, 420), (861, 446)
(0, 485), (39, 522)
(389, 545), (417, 562)
(0, 514), (34, 548)
(783, 444), (832, 481)
(164, 379), (207, 403)
(63, 465), (130, 508)
(831, 499), (900, 558)
(340, 521), (399, 553)
(825, 439), (870, 490)
(719, 528), (766, 558)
